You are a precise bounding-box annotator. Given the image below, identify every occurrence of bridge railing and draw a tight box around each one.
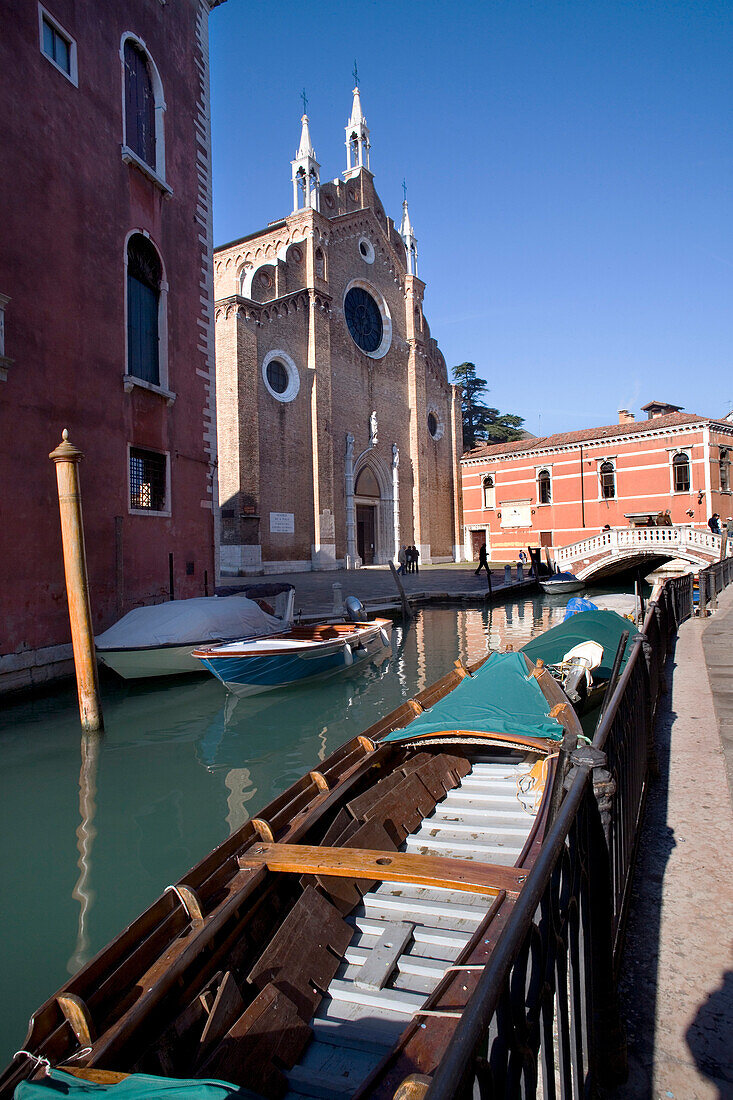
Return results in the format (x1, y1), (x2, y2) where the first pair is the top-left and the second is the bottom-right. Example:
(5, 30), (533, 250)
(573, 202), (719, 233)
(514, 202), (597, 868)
(554, 525), (728, 571)
(698, 555), (733, 615)
(423, 571), (719, 1100)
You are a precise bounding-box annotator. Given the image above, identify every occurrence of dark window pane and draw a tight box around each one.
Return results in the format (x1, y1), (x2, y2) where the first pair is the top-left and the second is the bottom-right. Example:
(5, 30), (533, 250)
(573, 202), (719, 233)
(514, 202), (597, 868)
(538, 470), (551, 504)
(127, 275), (159, 384)
(56, 34), (70, 73)
(130, 448), (166, 511)
(673, 454), (690, 493)
(344, 287), (382, 352)
(600, 462), (615, 499)
(42, 20), (55, 57)
(266, 360), (288, 394)
(124, 41), (156, 168)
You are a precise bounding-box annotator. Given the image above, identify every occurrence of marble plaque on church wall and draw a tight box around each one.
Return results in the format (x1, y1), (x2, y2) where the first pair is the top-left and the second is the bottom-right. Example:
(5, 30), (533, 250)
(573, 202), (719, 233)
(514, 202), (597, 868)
(319, 508), (335, 541)
(270, 511), (295, 534)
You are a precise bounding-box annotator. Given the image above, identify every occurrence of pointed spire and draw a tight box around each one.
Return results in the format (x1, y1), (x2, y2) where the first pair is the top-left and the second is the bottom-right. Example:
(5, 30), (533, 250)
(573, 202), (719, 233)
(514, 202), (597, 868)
(291, 107), (320, 214)
(344, 82), (370, 178)
(399, 190), (418, 276)
(296, 113), (315, 159)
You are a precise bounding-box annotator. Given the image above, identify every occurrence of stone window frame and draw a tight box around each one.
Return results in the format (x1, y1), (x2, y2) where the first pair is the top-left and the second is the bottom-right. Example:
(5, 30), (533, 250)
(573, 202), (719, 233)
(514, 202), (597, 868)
(262, 349), (300, 404)
(598, 457), (617, 501)
(719, 447), (731, 494)
(119, 32), (172, 195)
(536, 466), (552, 505)
(123, 229), (175, 404)
(482, 474), (495, 510)
(426, 404), (444, 442)
(670, 450), (692, 495)
(358, 236), (375, 264)
(38, 5), (78, 87)
(342, 278), (392, 360)
(127, 443), (171, 517)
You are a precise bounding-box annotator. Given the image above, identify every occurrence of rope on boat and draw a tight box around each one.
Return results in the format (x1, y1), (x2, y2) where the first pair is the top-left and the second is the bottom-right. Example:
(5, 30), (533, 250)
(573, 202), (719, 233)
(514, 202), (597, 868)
(13, 1051), (51, 1075)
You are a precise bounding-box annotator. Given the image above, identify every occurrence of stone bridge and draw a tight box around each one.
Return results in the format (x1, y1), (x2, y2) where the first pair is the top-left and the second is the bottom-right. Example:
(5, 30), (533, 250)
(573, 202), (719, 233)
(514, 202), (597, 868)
(553, 525), (730, 581)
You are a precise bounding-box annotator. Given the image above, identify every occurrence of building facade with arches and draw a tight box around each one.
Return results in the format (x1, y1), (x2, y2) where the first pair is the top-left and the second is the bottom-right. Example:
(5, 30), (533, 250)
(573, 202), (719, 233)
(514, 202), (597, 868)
(0, 0), (224, 692)
(214, 88), (463, 573)
(461, 403), (733, 562)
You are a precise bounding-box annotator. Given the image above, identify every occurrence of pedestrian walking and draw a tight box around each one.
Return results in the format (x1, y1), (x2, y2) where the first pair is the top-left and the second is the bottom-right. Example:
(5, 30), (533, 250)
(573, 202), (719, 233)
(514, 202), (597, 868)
(518, 549), (527, 565)
(397, 545), (407, 575)
(708, 514), (721, 534)
(412, 545), (420, 573)
(474, 543), (490, 578)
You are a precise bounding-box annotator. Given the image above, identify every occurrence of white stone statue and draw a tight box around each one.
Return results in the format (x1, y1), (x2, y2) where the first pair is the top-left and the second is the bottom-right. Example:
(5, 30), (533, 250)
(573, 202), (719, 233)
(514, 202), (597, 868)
(392, 443), (399, 468)
(346, 432), (354, 462)
(369, 411), (378, 446)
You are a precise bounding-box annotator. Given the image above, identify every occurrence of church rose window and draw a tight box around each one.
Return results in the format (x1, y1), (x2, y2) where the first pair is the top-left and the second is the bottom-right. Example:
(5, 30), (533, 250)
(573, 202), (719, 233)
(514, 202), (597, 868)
(266, 359), (288, 394)
(344, 287), (383, 353)
(427, 412), (438, 438)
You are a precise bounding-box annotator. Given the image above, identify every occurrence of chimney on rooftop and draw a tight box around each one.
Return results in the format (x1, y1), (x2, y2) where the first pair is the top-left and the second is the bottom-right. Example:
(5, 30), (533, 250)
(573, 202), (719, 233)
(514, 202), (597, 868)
(618, 409), (635, 424)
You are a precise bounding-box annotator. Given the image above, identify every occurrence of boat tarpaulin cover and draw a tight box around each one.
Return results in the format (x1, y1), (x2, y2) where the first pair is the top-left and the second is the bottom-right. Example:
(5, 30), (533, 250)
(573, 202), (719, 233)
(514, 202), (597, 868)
(15, 1068), (254, 1097)
(383, 651), (563, 742)
(522, 609), (640, 680)
(95, 597), (284, 650)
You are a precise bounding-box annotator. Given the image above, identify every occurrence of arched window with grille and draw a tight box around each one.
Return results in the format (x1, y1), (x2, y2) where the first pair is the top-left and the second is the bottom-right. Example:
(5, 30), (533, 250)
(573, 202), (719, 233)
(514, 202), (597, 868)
(127, 234), (162, 385)
(600, 460), (616, 499)
(483, 475), (495, 509)
(672, 452), (691, 493)
(537, 469), (551, 504)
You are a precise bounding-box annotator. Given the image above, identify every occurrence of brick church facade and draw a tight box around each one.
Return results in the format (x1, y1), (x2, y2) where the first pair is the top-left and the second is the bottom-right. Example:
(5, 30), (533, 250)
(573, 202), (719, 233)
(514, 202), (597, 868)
(214, 88), (462, 574)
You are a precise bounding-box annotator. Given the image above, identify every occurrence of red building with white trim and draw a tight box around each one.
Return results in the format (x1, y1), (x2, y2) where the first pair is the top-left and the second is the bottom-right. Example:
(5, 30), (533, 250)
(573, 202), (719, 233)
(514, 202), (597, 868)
(461, 403), (733, 562)
(0, 0), (224, 693)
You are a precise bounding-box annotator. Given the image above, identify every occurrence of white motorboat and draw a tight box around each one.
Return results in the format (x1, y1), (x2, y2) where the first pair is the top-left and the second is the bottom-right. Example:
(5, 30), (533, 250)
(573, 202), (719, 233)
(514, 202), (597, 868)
(95, 585), (294, 680)
(538, 571), (585, 594)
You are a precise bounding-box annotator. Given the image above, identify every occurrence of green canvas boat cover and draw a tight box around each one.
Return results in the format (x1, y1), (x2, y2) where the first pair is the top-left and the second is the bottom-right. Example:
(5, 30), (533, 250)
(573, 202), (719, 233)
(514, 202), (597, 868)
(14, 1069), (255, 1099)
(521, 609), (640, 681)
(383, 651), (563, 743)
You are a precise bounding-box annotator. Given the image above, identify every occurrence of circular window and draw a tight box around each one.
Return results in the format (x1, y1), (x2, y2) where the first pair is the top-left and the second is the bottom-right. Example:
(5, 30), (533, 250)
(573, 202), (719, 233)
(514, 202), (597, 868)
(262, 350), (300, 403)
(290, 246), (303, 263)
(324, 193), (335, 209)
(259, 271), (273, 289)
(358, 237), (375, 264)
(427, 406), (444, 440)
(345, 287), (382, 352)
(348, 187), (358, 202)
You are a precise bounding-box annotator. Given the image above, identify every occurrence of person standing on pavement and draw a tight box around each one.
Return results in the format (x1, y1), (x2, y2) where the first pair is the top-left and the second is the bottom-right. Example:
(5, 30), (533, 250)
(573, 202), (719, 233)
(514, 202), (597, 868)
(397, 545), (407, 575)
(412, 545), (420, 574)
(474, 543), (490, 578)
(708, 514), (721, 534)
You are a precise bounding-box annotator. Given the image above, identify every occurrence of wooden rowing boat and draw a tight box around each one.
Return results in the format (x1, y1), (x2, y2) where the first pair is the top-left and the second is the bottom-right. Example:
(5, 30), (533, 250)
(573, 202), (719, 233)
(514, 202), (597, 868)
(2, 649), (582, 1100)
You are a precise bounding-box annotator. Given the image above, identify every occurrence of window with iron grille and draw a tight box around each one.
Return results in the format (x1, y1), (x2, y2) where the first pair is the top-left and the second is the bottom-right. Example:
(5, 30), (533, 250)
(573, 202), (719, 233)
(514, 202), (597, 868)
(672, 452), (691, 493)
(130, 448), (167, 512)
(600, 461), (616, 499)
(127, 234), (161, 385)
(537, 469), (552, 504)
(720, 449), (730, 492)
(124, 40), (156, 168)
(482, 475), (495, 509)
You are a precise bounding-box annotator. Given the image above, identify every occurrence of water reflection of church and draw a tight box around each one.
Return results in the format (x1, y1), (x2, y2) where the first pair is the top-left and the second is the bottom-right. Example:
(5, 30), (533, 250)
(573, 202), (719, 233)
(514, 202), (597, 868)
(214, 86), (462, 574)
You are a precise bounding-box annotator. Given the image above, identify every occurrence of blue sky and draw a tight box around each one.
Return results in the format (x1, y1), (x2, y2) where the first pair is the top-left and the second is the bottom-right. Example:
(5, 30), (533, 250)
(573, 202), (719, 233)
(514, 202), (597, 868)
(209, 1), (732, 437)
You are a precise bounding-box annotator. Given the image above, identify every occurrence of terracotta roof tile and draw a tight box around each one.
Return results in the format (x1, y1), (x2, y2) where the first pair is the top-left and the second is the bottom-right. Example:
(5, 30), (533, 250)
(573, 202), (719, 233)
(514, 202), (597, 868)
(462, 411), (714, 461)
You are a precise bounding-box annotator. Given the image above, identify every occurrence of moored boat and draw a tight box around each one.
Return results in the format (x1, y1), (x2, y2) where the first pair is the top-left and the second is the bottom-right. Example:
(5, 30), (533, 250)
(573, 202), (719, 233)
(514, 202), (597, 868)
(193, 618), (393, 697)
(1, 642), (584, 1100)
(538, 570), (585, 594)
(95, 586), (295, 680)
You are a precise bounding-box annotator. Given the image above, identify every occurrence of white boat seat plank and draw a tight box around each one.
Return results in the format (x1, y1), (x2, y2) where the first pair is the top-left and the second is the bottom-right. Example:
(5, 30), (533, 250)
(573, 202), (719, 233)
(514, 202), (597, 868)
(346, 929), (461, 963)
(361, 893), (487, 930)
(348, 915), (472, 952)
(370, 881), (497, 909)
(353, 920), (415, 992)
(405, 834), (524, 860)
(342, 957), (447, 994)
(414, 819), (530, 841)
(432, 805), (532, 824)
(310, 1017), (395, 1055)
(317, 997), (409, 1039)
(326, 979), (424, 1016)
(288, 1041), (386, 1096)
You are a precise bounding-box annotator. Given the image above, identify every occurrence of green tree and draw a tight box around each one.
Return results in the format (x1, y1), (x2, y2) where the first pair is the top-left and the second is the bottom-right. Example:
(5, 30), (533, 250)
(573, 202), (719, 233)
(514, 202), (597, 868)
(451, 362), (525, 450)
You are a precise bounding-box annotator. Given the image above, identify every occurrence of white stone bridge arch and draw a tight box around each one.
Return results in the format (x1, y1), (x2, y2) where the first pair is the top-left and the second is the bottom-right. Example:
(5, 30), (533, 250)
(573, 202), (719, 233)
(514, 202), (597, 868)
(553, 526), (730, 582)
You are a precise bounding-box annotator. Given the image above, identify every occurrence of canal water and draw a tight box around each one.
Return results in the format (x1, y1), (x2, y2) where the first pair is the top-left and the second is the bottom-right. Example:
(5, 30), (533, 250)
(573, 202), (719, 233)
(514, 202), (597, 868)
(0, 593), (575, 1063)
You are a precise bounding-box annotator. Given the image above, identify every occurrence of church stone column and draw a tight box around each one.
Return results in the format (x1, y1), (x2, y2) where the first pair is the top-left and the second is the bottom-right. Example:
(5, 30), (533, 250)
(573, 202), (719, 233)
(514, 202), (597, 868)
(305, 228), (336, 569)
(450, 383), (464, 561)
(405, 274), (429, 562)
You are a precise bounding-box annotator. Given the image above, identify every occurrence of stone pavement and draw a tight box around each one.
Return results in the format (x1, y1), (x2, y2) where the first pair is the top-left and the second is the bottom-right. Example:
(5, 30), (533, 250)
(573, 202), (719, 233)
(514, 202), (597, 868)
(219, 562), (533, 618)
(605, 587), (733, 1099)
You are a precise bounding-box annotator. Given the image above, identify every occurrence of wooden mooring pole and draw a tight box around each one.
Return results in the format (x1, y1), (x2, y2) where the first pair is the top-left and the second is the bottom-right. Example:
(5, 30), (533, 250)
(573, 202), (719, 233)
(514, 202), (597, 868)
(49, 430), (104, 732)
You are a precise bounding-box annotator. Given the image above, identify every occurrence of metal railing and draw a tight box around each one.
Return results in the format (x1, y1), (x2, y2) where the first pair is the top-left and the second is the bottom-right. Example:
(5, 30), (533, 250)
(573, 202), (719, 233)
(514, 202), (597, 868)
(424, 569), (725, 1099)
(698, 556), (733, 615)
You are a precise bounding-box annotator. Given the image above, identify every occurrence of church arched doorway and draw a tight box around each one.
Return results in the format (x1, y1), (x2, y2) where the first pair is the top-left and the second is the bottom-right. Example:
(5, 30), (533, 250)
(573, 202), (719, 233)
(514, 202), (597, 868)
(354, 465), (380, 564)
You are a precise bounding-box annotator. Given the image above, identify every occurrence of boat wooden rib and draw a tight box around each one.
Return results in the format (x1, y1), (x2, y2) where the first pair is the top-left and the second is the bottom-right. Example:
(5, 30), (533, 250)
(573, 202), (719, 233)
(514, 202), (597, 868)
(1, 650), (582, 1100)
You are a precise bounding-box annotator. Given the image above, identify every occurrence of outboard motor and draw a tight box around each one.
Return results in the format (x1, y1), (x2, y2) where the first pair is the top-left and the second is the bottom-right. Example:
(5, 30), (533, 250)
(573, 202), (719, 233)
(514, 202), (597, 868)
(344, 596), (369, 623)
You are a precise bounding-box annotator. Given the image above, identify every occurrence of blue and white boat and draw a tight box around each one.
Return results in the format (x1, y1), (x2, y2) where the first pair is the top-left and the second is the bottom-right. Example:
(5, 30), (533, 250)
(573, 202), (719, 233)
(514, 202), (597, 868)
(193, 616), (392, 697)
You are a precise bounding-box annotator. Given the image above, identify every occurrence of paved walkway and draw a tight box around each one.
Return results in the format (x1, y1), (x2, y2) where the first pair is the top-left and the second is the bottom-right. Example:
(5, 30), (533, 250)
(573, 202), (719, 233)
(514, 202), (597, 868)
(606, 588), (733, 1099)
(219, 563), (534, 618)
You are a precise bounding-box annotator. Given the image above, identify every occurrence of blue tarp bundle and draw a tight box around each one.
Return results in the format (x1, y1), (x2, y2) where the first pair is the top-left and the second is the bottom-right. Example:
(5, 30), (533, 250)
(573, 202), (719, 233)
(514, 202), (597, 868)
(383, 651), (563, 743)
(563, 597), (598, 620)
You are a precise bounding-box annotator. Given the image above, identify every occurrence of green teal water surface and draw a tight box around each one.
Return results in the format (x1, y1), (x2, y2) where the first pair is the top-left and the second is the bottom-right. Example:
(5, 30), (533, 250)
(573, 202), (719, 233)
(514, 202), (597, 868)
(0, 597), (572, 1063)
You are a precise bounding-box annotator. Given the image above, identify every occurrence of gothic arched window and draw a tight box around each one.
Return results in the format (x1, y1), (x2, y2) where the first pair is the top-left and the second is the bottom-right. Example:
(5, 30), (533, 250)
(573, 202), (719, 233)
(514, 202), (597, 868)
(673, 452), (691, 493)
(127, 234), (162, 385)
(537, 469), (551, 504)
(124, 40), (156, 168)
(600, 460), (616, 499)
(483, 475), (495, 509)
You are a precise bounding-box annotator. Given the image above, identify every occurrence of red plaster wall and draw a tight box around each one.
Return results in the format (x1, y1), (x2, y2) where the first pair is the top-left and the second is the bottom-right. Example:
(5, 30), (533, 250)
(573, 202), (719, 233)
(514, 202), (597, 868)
(0, 0), (215, 659)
